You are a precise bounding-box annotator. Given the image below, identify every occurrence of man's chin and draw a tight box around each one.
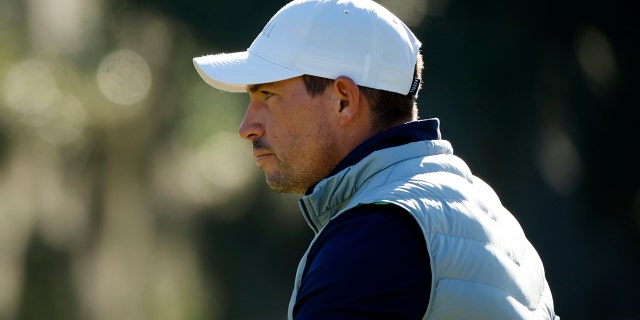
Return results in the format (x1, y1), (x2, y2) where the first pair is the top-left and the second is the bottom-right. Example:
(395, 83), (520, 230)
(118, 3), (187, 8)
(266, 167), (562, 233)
(265, 175), (305, 194)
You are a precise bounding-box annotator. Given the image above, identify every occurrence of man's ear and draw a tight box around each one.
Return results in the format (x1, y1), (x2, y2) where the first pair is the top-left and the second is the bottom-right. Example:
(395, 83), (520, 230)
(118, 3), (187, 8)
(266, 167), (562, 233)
(332, 76), (360, 126)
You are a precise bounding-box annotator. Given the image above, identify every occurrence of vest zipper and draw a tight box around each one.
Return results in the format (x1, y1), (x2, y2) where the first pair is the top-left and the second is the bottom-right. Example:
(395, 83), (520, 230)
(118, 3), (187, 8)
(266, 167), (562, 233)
(298, 199), (319, 233)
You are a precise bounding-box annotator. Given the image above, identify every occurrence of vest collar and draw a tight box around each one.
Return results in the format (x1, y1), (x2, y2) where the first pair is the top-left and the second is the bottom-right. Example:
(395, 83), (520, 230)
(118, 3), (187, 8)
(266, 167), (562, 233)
(305, 118), (441, 195)
(299, 128), (453, 233)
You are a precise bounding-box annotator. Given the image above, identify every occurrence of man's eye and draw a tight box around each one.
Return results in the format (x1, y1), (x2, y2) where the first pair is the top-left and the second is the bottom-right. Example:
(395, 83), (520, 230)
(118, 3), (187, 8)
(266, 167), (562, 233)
(262, 92), (274, 100)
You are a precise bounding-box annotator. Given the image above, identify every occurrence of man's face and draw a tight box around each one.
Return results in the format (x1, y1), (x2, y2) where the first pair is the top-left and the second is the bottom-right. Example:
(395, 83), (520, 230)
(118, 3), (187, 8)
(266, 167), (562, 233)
(239, 76), (341, 194)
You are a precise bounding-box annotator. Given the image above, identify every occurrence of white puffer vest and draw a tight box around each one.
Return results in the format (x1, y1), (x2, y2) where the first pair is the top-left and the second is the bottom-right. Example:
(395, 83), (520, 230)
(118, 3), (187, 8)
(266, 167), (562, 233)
(289, 139), (556, 319)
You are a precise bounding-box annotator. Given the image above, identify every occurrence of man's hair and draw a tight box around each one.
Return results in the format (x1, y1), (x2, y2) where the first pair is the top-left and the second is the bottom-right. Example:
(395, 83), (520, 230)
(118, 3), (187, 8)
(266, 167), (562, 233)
(302, 53), (423, 133)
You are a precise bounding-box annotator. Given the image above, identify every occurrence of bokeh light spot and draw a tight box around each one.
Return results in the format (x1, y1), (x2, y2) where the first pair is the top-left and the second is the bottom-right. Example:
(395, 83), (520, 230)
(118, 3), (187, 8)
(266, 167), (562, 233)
(575, 25), (617, 96)
(536, 127), (583, 195)
(35, 92), (86, 145)
(3, 59), (58, 116)
(97, 49), (152, 106)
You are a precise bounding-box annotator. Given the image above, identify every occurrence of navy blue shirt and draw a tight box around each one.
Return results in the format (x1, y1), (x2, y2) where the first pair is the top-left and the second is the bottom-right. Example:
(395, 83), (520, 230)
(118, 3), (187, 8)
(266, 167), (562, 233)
(293, 120), (440, 319)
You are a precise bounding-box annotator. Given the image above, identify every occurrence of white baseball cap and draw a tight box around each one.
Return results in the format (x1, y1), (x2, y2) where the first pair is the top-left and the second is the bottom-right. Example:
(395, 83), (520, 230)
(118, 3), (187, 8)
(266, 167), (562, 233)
(193, 0), (422, 95)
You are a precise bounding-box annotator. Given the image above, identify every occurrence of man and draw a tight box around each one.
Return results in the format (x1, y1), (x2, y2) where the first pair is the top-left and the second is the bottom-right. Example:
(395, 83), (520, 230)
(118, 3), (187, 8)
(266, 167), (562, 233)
(193, 0), (559, 319)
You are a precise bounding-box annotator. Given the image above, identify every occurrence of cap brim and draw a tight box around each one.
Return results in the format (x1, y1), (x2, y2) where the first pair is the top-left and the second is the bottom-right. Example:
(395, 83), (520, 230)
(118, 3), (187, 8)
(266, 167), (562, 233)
(193, 51), (304, 92)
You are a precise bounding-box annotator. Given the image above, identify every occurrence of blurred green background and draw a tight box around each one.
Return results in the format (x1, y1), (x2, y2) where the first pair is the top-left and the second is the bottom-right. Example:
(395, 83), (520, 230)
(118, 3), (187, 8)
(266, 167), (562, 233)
(0, 0), (637, 319)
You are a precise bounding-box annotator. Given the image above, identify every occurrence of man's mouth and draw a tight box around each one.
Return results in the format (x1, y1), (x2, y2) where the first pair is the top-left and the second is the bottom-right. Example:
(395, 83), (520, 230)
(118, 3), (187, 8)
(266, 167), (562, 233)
(253, 150), (273, 160)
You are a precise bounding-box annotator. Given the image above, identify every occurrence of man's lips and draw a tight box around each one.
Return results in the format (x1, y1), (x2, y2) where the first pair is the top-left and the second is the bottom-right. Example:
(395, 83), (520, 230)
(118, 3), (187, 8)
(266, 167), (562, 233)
(252, 149), (274, 161)
(252, 139), (274, 163)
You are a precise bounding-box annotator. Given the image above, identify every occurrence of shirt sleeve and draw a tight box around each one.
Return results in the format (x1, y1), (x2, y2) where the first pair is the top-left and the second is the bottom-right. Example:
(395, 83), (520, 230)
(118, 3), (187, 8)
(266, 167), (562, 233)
(292, 204), (431, 320)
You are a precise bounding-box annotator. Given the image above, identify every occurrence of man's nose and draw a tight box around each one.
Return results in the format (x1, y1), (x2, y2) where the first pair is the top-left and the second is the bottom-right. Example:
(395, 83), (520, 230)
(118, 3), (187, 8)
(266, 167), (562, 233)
(238, 101), (264, 141)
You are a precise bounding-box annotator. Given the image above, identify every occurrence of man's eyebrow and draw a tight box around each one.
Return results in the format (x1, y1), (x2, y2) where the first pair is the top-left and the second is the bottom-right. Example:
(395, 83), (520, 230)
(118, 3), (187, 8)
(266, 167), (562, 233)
(247, 84), (262, 93)
(247, 81), (280, 93)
